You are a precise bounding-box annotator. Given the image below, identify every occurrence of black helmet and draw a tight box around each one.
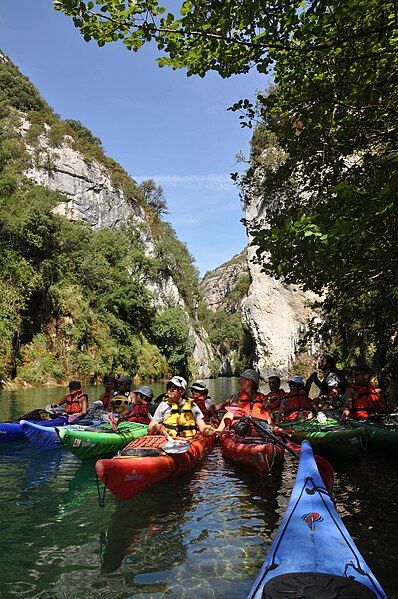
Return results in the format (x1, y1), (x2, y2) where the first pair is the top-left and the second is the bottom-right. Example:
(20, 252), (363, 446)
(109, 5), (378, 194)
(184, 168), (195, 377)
(231, 420), (251, 437)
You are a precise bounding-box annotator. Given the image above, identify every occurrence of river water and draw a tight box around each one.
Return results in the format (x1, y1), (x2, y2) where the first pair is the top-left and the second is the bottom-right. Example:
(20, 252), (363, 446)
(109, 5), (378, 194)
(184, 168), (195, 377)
(0, 379), (397, 598)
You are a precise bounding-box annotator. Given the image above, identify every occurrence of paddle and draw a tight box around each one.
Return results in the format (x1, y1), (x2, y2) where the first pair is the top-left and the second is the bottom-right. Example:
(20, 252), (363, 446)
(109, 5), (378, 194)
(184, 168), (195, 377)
(162, 431), (190, 454)
(243, 416), (300, 459)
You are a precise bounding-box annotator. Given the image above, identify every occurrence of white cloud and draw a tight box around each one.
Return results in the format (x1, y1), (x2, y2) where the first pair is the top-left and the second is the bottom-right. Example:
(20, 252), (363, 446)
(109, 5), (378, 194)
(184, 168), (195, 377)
(133, 173), (234, 191)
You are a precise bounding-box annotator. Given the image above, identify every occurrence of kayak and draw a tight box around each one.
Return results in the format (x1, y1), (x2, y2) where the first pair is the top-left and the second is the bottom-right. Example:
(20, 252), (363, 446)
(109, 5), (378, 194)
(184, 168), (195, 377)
(348, 415), (398, 452)
(219, 431), (285, 474)
(219, 429), (334, 493)
(0, 416), (67, 444)
(57, 421), (148, 460)
(279, 417), (368, 458)
(248, 440), (387, 599)
(95, 433), (215, 500)
(20, 418), (102, 451)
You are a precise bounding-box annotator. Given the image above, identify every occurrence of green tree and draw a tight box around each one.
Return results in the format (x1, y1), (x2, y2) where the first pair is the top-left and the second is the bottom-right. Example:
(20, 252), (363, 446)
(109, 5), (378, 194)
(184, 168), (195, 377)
(56, 0), (398, 371)
(151, 307), (193, 375)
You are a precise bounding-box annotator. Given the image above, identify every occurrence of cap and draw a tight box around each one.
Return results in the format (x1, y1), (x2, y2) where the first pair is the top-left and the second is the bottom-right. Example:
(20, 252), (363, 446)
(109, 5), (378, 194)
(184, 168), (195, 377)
(133, 385), (154, 400)
(68, 380), (81, 390)
(191, 379), (208, 393)
(117, 375), (132, 385)
(167, 376), (187, 390)
(288, 375), (305, 385)
(240, 369), (260, 385)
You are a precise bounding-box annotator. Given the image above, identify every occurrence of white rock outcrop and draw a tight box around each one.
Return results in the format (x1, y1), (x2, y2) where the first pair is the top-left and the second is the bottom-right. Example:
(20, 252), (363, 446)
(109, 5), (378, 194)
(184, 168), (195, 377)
(21, 121), (214, 375)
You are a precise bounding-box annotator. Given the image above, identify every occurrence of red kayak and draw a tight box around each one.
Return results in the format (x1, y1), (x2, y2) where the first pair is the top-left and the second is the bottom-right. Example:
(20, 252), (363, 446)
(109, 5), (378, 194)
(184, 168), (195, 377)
(219, 431), (334, 492)
(95, 434), (216, 500)
(219, 431), (285, 473)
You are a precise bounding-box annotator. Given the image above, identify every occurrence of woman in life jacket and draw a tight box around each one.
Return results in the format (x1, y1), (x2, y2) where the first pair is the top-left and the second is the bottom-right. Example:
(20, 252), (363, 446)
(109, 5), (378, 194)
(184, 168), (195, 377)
(148, 376), (215, 438)
(264, 375), (287, 417)
(51, 380), (88, 423)
(189, 380), (220, 425)
(117, 385), (154, 425)
(215, 369), (289, 436)
(342, 364), (386, 420)
(279, 375), (316, 422)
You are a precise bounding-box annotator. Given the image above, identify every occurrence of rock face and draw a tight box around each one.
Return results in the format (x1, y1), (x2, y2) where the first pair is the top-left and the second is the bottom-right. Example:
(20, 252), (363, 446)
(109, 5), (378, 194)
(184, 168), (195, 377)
(201, 252), (248, 312)
(21, 120), (214, 376)
(241, 188), (319, 378)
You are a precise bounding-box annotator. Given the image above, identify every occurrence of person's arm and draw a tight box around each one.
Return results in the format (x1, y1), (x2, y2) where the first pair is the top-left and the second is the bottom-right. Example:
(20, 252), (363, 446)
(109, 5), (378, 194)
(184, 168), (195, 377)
(51, 395), (67, 409)
(196, 417), (215, 435)
(148, 403), (166, 434)
(341, 388), (354, 419)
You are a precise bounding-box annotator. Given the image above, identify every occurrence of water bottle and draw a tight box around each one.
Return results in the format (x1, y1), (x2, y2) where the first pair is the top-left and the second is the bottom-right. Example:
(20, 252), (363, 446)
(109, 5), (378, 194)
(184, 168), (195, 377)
(317, 411), (327, 424)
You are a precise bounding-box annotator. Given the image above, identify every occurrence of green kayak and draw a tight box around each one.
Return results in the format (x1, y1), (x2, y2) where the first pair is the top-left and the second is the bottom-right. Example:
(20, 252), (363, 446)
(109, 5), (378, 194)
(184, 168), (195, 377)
(347, 415), (398, 452)
(279, 417), (367, 458)
(57, 421), (148, 460)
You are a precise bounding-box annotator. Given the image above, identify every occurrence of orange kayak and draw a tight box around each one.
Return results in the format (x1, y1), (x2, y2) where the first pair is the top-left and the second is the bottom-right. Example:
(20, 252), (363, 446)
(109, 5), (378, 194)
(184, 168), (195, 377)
(95, 434), (215, 500)
(219, 432), (285, 473)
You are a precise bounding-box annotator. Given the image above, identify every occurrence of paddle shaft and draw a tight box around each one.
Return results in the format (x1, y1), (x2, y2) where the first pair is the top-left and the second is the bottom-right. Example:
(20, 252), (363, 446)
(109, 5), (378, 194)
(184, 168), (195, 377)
(243, 416), (300, 459)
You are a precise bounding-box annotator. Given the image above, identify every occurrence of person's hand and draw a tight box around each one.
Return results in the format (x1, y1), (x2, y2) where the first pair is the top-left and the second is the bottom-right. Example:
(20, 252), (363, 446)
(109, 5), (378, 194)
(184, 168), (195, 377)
(282, 428), (295, 436)
(203, 425), (215, 436)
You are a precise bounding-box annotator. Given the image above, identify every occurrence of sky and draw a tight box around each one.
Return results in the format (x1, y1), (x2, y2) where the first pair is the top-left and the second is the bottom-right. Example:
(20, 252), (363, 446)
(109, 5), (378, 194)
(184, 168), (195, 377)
(0, 1), (268, 276)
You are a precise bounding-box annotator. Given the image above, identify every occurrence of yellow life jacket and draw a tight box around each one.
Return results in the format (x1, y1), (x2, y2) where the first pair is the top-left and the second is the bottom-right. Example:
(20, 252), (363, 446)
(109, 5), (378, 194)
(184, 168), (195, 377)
(163, 399), (197, 438)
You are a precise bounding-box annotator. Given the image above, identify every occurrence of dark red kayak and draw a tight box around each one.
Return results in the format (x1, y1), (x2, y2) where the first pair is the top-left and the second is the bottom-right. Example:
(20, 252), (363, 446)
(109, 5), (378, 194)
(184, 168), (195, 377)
(219, 431), (334, 492)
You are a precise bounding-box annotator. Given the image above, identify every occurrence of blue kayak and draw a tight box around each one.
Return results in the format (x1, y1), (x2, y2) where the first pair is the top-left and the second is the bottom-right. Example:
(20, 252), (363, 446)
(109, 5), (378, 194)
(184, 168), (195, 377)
(0, 417), (68, 444)
(20, 418), (102, 451)
(248, 440), (388, 599)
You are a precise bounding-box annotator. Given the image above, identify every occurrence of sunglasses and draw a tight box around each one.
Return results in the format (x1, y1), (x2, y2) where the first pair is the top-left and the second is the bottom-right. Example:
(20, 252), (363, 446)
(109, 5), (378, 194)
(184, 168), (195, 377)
(167, 384), (182, 391)
(110, 399), (130, 407)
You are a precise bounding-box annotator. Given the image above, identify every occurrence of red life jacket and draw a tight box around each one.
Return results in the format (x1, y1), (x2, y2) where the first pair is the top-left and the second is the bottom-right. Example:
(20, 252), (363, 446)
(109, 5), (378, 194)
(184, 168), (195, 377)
(65, 392), (88, 415)
(101, 391), (111, 409)
(346, 384), (385, 419)
(127, 403), (151, 425)
(265, 389), (287, 411)
(281, 390), (314, 421)
(236, 391), (270, 421)
(193, 396), (212, 423)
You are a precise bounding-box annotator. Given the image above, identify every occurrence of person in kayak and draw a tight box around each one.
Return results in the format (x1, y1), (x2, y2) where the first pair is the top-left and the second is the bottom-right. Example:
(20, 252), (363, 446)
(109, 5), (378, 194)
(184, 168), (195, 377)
(51, 380), (88, 423)
(342, 364), (386, 420)
(215, 369), (288, 435)
(305, 354), (347, 406)
(189, 380), (220, 425)
(148, 376), (215, 438)
(109, 375), (132, 414)
(264, 375), (287, 417)
(98, 376), (116, 410)
(117, 385), (154, 424)
(279, 376), (316, 422)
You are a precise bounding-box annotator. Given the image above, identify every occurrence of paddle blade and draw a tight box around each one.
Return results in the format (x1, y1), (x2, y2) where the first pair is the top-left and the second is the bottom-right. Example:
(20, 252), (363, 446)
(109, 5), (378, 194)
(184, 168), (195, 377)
(162, 439), (190, 454)
(224, 406), (246, 416)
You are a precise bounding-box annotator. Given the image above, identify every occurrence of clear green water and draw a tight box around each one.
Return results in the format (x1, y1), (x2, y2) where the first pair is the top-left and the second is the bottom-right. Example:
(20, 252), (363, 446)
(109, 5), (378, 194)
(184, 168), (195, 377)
(0, 379), (397, 598)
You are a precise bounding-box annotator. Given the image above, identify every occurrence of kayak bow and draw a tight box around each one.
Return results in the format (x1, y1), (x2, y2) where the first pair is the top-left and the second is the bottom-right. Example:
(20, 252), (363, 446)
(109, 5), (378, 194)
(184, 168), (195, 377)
(248, 440), (387, 599)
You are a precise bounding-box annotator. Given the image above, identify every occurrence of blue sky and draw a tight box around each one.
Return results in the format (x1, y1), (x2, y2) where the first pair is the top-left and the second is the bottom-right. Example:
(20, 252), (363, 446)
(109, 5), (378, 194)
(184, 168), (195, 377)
(1, 1), (267, 275)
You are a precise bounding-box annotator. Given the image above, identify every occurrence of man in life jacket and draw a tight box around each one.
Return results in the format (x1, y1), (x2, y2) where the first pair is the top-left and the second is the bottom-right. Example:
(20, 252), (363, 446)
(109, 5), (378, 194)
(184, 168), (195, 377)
(117, 385), (154, 425)
(148, 376), (215, 438)
(190, 380), (220, 425)
(279, 375), (316, 422)
(342, 364), (386, 420)
(216, 369), (288, 435)
(51, 380), (88, 423)
(264, 375), (287, 417)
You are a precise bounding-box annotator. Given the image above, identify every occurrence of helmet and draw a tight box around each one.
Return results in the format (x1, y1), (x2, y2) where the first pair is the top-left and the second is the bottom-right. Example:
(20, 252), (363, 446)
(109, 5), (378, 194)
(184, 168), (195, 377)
(288, 375), (305, 386)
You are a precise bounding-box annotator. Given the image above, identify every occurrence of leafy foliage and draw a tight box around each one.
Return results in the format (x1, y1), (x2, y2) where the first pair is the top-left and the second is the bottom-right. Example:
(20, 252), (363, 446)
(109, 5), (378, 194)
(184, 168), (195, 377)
(151, 307), (193, 376)
(55, 0), (398, 372)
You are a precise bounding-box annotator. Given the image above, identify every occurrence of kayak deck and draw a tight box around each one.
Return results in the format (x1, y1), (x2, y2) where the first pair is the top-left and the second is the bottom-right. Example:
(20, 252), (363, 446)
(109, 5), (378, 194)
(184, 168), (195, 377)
(219, 432), (285, 474)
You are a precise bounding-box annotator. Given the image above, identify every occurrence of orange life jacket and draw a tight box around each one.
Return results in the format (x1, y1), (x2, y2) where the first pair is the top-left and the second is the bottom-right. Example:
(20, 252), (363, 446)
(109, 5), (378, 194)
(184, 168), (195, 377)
(281, 390), (314, 421)
(265, 389), (287, 411)
(235, 391), (270, 421)
(65, 392), (87, 415)
(346, 384), (385, 419)
(127, 403), (151, 425)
